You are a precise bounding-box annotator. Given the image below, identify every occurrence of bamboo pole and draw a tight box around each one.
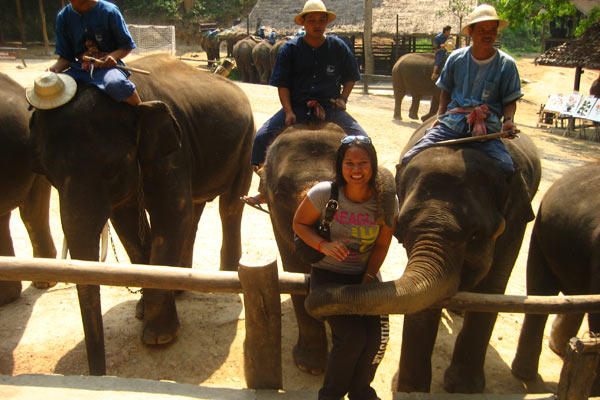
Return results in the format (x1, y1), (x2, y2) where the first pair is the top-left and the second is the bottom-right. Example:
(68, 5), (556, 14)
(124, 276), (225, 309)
(2, 257), (600, 315)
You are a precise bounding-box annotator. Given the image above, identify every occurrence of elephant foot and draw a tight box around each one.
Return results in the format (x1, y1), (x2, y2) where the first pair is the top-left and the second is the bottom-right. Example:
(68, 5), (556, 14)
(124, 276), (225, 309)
(421, 114), (434, 122)
(510, 355), (538, 381)
(443, 363), (485, 393)
(293, 343), (326, 376)
(393, 114), (402, 121)
(408, 113), (419, 120)
(0, 281), (22, 306)
(548, 335), (566, 358)
(32, 281), (57, 289)
(140, 290), (180, 346)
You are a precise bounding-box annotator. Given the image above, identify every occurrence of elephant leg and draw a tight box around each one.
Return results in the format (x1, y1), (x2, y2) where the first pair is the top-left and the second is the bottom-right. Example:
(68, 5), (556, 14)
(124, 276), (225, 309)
(549, 313), (584, 357)
(512, 229), (560, 381)
(110, 200), (151, 265)
(397, 308), (442, 392)
(393, 89), (405, 120)
(290, 293), (327, 375)
(444, 310), (497, 393)
(77, 284), (106, 375)
(0, 212), (21, 305)
(218, 162), (252, 271)
(422, 95), (439, 122)
(409, 96), (421, 120)
(141, 288), (179, 345)
(180, 203), (203, 268)
(19, 175), (57, 289)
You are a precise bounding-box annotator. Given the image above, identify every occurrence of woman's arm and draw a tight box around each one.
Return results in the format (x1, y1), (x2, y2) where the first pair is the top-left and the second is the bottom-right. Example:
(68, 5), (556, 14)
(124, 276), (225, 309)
(362, 220), (396, 284)
(293, 196), (349, 262)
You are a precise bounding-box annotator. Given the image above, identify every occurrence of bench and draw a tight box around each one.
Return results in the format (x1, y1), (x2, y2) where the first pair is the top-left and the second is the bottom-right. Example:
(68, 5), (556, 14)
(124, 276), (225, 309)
(0, 47), (27, 67)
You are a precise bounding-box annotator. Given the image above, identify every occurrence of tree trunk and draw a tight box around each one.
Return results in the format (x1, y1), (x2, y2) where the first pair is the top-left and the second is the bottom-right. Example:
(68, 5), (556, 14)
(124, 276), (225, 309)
(363, 0), (374, 93)
(15, 0), (25, 45)
(183, 0), (195, 14)
(38, 0), (50, 51)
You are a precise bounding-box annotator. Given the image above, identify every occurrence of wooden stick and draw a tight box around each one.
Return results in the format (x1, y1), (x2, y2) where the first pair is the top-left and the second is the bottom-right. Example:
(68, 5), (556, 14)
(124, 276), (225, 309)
(81, 55), (151, 75)
(434, 130), (519, 146)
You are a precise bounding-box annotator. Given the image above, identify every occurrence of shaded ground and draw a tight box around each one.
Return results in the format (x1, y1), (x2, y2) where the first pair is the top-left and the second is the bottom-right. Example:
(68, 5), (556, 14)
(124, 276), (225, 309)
(0, 48), (599, 396)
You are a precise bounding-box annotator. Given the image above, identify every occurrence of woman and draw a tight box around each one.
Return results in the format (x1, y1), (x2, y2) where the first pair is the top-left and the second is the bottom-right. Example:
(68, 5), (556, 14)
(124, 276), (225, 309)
(293, 135), (397, 400)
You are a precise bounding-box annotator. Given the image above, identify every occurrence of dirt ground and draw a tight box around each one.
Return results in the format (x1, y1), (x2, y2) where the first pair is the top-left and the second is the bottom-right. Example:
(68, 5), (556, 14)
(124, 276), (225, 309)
(0, 47), (599, 396)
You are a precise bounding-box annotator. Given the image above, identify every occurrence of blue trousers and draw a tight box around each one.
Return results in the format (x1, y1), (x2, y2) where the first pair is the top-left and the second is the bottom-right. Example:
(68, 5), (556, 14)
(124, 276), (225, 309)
(402, 123), (515, 173)
(250, 105), (367, 166)
(66, 66), (136, 102)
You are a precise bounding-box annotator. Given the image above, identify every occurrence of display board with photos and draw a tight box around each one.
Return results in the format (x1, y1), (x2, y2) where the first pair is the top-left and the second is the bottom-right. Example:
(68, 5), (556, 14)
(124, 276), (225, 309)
(543, 93), (599, 121)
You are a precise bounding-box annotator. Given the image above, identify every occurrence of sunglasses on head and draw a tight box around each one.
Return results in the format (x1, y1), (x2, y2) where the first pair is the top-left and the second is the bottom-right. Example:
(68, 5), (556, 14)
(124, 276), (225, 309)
(340, 135), (372, 145)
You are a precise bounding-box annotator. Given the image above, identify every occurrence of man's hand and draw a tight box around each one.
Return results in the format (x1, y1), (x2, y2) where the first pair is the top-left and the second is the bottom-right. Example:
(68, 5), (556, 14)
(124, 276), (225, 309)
(501, 117), (519, 139)
(98, 55), (118, 69)
(333, 97), (347, 111)
(284, 110), (296, 126)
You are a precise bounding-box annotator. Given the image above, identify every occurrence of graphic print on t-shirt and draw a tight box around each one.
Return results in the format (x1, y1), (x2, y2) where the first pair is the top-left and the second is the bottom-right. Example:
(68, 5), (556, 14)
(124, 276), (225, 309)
(334, 210), (380, 263)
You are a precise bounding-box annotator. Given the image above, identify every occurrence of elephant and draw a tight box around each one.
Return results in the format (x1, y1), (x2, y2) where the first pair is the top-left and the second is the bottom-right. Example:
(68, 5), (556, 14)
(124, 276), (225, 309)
(392, 52), (443, 121)
(199, 31), (221, 68)
(28, 54), (254, 374)
(0, 72), (57, 305)
(233, 37), (259, 83)
(252, 39), (273, 84)
(262, 122), (397, 375)
(305, 116), (541, 393)
(270, 39), (287, 73)
(511, 161), (600, 395)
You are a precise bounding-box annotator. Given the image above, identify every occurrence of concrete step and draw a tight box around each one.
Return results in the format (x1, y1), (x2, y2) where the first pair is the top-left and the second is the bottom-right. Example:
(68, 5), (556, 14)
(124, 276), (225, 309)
(0, 374), (567, 400)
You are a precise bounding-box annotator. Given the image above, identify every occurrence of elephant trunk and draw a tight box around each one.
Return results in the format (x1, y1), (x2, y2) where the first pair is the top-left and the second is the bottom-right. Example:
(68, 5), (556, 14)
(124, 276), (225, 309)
(305, 233), (462, 319)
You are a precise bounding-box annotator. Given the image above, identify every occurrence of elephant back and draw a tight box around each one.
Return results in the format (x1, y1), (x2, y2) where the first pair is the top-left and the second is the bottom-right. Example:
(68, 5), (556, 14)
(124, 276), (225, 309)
(0, 73), (30, 146)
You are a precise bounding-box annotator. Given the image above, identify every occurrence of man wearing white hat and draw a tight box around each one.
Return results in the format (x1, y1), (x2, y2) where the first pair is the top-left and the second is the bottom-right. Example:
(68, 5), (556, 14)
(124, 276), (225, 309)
(402, 3), (522, 174)
(47, 0), (141, 106)
(244, 0), (367, 206)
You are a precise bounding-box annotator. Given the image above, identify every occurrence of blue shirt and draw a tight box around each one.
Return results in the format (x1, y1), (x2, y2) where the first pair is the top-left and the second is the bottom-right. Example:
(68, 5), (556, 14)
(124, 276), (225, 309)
(433, 32), (449, 49)
(55, 0), (135, 66)
(436, 47), (523, 135)
(269, 35), (361, 107)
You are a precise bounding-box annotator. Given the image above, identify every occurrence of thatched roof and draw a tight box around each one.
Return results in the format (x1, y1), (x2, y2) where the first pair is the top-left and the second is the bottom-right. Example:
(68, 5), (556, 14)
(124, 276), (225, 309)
(228, 0), (477, 37)
(535, 22), (600, 70)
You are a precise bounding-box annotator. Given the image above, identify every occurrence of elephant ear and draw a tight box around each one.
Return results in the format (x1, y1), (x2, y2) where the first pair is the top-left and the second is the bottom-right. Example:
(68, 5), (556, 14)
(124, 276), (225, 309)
(501, 171), (535, 223)
(136, 100), (182, 162)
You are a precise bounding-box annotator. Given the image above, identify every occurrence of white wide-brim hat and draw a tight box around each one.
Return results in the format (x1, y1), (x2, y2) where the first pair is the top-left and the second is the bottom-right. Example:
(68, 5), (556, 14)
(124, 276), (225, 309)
(461, 4), (509, 35)
(26, 72), (77, 110)
(294, 0), (336, 25)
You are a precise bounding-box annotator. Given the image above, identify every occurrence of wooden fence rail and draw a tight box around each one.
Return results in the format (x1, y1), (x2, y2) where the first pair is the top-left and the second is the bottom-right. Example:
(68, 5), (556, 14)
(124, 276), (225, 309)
(1, 256), (600, 315)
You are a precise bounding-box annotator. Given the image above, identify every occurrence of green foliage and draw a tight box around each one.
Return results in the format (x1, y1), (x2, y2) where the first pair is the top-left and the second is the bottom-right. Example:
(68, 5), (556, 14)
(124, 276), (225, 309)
(118, 0), (181, 19)
(574, 7), (600, 36)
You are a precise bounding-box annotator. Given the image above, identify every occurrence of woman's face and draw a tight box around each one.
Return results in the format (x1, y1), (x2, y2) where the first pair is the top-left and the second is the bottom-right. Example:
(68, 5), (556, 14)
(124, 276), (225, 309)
(341, 146), (372, 187)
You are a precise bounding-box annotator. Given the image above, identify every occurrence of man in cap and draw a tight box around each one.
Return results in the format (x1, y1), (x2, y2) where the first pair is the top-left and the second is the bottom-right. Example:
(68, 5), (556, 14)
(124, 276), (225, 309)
(48, 0), (141, 106)
(402, 3), (522, 174)
(243, 0), (367, 207)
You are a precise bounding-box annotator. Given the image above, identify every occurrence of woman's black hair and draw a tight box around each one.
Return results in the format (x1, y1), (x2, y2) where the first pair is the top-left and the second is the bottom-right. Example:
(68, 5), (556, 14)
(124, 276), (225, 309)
(334, 137), (378, 188)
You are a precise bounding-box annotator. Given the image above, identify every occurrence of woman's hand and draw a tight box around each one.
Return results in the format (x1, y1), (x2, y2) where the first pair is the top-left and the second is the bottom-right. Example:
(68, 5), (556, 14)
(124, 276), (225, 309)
(319, 240), (349, 262)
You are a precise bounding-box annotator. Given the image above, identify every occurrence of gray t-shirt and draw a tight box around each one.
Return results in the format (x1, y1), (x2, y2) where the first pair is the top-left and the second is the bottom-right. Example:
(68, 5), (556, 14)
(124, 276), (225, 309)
(307, 181), (393, 274)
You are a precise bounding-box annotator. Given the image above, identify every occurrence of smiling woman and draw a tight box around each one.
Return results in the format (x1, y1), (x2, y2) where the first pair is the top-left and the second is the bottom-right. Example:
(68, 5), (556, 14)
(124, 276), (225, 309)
(292, 135), (398, 400)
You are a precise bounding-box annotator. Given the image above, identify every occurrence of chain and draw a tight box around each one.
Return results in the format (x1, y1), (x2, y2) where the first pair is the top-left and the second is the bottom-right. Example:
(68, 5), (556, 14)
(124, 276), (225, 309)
(106, 222), (142, 295)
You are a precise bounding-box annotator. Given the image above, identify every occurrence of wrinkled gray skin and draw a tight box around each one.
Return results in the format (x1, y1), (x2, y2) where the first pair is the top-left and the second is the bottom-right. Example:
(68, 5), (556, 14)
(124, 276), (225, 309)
(252, 40), (273, 84)
(511, 162), (600, 395)
(262, 123), (398, 375)
(0, 72), (56, 305)
(29, 55), (254, 375)
(233, 37), (259, 83)
(392, 53), (443, 121)
(305, 116), (541, 393)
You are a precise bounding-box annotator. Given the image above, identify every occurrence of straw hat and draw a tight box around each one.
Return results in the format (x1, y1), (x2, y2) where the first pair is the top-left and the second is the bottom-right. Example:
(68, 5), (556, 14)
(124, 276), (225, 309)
(26, 72), (77, 110)
(294, 0), (336, 25)
(461, 4), (509, 35)
(445, 38), (455, 51)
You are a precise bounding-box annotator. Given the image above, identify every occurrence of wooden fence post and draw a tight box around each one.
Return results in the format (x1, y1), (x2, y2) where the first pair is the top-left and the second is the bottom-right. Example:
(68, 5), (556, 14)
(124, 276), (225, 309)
(557, 337), (600, 399)
(238, 260), (282, 389)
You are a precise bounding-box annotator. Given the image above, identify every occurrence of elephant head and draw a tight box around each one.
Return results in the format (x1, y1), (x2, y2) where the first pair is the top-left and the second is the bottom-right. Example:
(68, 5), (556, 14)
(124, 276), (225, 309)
(29, 86), (182, 263)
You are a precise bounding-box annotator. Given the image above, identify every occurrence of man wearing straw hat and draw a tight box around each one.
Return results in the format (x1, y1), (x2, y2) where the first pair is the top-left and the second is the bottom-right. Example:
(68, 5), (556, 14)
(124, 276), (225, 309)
(47, 0), (141, 106)
(402, 3), (522, 175)
(243, 0), (367, 207)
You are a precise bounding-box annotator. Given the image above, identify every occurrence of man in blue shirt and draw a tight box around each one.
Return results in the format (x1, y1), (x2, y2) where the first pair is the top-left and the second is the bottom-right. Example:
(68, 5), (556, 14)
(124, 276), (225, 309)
(431, 25), (451, 80)
(244, 0), (367, 206)
(402, 4), (521, 174)
(48, 0), (141, 106)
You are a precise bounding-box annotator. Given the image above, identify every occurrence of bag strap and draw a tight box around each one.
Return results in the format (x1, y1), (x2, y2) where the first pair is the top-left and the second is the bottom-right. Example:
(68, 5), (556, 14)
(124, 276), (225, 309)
(322, 182), (338, 225)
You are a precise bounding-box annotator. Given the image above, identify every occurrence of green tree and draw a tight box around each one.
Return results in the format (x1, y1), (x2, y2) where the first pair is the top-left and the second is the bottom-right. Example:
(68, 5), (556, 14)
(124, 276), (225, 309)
(435, 0), (474, 48)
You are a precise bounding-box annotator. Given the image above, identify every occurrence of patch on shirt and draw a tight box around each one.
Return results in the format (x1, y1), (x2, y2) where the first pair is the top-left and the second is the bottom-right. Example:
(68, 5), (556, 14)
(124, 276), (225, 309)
(326, 64), (336, 75)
